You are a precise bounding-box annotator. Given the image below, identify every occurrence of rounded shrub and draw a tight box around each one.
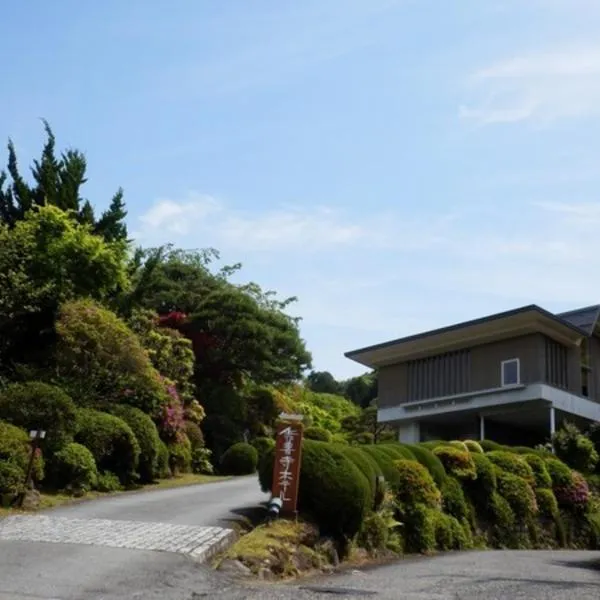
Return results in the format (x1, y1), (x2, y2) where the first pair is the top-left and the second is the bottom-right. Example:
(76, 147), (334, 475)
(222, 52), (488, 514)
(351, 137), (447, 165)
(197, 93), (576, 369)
(361, 445), (402, 490)
(96, 471), (122, 492)
(394, 459), (441, 508)
(220, 442), (259, 475)
(464, 440), (484, 454)
(377, 443), (415, 461)
(399, 503), (436, 554)
(0, 421), (44, 485)
(433, 446), (476, 480)
(191, 447), (214, 474)
(49, 443), (98, 494)
(488, 491), (516, 547)
(449, 440), (469, 452)
(433, 512), (469, 551)
(487, 451), (535, 485)
(183, 420), (204, 450)
(471, 453), (497, 494)
(304, 427), (333, 442)
(156, 440), (171, 478)
(545, 457), (573, 488)
(251, 436), (276, 462)
(535, 488), (559, 518)
(554, 471), (590, 512)
(441, 476), (469, 521)
(0, 461), (26, 498)
(523, 454), (552, 489)
(496, 470), (538, 518)
(168, 434), (192, 474)
(338, 446), (382, 507)
(109, 405), (161, 483)
(405, 444), (447, 487)
(553, 422), (599, 473)
(74, 409), (140, 484)
(0, 381), (78, 452)
(480, 439), (503, 452)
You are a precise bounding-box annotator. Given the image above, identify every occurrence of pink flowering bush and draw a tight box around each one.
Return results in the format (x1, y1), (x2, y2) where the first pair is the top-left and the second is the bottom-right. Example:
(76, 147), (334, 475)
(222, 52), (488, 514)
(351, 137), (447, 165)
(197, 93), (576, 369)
(555, 471), (591, 511)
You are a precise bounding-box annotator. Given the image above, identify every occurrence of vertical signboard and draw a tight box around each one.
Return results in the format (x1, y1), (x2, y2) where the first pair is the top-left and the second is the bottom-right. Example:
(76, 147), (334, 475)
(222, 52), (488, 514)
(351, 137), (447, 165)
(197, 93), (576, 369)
(271, 419), (303, 516)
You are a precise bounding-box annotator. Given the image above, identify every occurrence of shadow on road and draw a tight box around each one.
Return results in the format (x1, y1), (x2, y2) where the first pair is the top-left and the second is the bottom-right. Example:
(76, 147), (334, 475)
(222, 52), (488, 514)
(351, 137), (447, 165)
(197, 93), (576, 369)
(550, 558), (600, 573)
(220, 503), (268, 532)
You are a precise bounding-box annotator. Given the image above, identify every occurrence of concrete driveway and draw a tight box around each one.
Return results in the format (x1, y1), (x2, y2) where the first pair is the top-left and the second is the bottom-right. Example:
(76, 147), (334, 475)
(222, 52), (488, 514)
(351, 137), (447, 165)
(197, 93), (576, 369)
(1, 477), (599, 599)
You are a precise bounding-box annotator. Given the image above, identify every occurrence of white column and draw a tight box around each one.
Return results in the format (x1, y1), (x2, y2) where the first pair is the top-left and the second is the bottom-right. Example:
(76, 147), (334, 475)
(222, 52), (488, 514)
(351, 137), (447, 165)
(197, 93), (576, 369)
(479, 414), (485, 441)
(550, 406), (556, 436)
(398, 422), (420, 444)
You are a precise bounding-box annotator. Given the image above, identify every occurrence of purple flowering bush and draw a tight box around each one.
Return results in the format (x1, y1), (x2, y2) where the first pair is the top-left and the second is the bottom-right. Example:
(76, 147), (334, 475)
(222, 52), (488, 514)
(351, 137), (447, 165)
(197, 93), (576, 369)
(555, 471), (591, 511)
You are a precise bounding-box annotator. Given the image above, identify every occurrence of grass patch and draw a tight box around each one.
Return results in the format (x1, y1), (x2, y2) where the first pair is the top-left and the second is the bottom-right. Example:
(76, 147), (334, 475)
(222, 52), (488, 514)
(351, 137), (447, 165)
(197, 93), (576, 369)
(0, 474), (228, 518)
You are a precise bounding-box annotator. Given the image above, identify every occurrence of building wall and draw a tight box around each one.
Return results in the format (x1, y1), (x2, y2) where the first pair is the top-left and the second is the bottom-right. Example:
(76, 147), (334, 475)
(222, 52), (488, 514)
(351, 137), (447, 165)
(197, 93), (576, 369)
(378, 332), (583, 408)
(588, 337), (600, 403)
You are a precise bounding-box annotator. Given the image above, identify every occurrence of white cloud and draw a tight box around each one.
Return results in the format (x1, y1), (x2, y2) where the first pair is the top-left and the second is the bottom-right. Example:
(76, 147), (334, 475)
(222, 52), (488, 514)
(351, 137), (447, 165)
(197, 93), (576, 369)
(460, 45), (600, 124)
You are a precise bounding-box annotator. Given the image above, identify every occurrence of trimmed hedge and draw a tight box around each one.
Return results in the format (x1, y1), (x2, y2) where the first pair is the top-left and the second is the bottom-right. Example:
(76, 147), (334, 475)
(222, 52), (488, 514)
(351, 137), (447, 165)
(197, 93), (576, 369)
(49, 442), (98, 494)
(304, 427), (333, 442)
(441, 476), (470, 521)
(433, 511), (470, 551)
(394, 459), (441, 509)
(433, 446), (476, 480)
(487, 451), (535, 485)
(523, 454), (552, 489)
(480, 439), (503, 452)
(0, 421), (44, 491)
(496, 470), (538, 519)
(337, 445), (382, 508)
(449, 441), (469, 452)
(554, 471), (590, 512)
(535, 488), (559, 518)
(156, 440), (171, 478)
(0, 461), (26, 498)
(545, 457), (573, 488)
(168, 434), (192, 474)
(109, 405), (161, 483)
(183, 420), (205, 450)
(220, 442), (258, 475)
(74, 409), (140, 484)
(399, 503), (436, 554)
(464, 440), (484, 454)
(376, 444), (415, 461)
(361, 445), (402, 490)
(406, 443), (447, 487)
(251, 436), (276, 462)
(0, 382), (78, 452)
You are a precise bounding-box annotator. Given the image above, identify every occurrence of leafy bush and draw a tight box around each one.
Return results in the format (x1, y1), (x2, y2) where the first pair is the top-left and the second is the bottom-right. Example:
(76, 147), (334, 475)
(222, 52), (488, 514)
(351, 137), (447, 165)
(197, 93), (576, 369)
(338, 446), (382, 508)
(471, 453), (497, 495)
(191, 447), (214, 474)
(377, 443), (415, 461)
(433, 512), (469, 551)
(488, 491), (516, 547)
(480, 439), (503, 452)
(487, 451), (535, 485)
(220, 442), (259, 475)
(523, 454), (552, 489)
(304, 427), (333, 442)
(399, 503), (436, 554)
(74, 409), (140, 484)
(156, 441), (171, 478)
(394, 459), (441, 509)
(48, 442), (98, 494)
(259, 440), (371, 543)
(545, 457), (573, 488)
(441, 476), (469, 521)
(0, 382), (78, 453)
(552, 422), (599, 473)
(0, 421), (44, 486)
(55, 299), (168, 414)
(464, 440), (483, 454)
(554, 471), (591, 512)
(496, 470), (538, 518)
(449, 440), (469, 452)
(433, 446), (476, 480)
(96, 471), (122, 492)
(535, 488), (559, 518)
(109, 405), (161, 483)
(360, 446), (402, 490)
(183, 420), (205, 450)
(250, 436), (275, 462)
(0, 461), (25, 498)
(167, 435), (192, 474)
(406, 444), (447, 487)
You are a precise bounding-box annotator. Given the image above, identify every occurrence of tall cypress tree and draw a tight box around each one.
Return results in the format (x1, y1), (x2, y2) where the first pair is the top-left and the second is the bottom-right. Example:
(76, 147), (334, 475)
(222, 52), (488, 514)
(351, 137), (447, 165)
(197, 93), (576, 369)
(0, 120), (128, 243)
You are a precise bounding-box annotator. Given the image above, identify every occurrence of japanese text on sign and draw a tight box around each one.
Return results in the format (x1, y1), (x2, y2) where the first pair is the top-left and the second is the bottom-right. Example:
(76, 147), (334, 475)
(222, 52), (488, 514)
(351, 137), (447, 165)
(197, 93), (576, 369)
(271, 421), (303, 515)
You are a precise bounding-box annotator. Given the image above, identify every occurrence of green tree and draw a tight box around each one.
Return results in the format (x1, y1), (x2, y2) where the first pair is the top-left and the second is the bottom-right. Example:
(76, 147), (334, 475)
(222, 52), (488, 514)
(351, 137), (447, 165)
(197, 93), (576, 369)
(341, 371), (378, 407)
(341, 405), (395, 444)
(0, 121), (128, 243)
(306, 370), (341, 395)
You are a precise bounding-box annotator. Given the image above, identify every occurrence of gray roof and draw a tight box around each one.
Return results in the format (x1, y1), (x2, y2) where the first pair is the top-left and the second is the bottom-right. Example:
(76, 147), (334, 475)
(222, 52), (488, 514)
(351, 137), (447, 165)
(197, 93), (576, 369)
(556, 305), (600, 336)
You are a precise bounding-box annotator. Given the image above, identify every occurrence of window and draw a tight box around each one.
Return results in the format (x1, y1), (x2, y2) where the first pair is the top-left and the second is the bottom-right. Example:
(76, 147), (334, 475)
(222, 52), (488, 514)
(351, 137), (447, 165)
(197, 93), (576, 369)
(501, 358), (520, 386)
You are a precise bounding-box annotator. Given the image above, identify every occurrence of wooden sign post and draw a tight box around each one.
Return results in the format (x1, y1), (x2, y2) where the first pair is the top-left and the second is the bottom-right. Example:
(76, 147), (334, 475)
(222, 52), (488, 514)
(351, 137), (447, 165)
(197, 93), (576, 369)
(271, 415), (303, 517)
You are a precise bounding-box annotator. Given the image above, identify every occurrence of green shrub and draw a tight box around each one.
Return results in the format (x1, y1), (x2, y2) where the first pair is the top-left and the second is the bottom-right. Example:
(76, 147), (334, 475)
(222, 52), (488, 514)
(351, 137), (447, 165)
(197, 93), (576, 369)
(168, 434), (192, 474)
(470, 453), (497, 495)
(496, 470), (538, 519)
(552, 422), (599, 473)
(449, 440), (469, 452)
(420, 440), (453, 451)
(545, 457), (573, 488)
(377, 443), (415, 461)
(399, 503), (436, 554)
(250, 436), (276, 462)
(487, 451), (535, 485)
(554, 471), (591, 512)
(441, 476), (469, 521)
(191, 447), (214, 474)
(535, 488), (559, 518)
(480, 439), (503, 452)
(156, 441), (171, 478)
(360, 445), (402, 490)
(74, 409), (140, 484)
(0, 461), (26, 499)
(0, 421), (44, 485)
(304, 427), (333, 442)
(433, 512), (469, 551)
(49, 443), (98, 494)
(464, 440), (484, 454)
(357, 511), (390, 555)
(394, 459), (441, 508)
(109, 405), (161, 483)
(258, 440), (371, 543)
(338, 446), (382, 508)
(523, 454), (552, 489)
(183, 420), (204, 450)
(96, 471), (122, 492)
(511, 446), (552, 458)
(0, 382), (78, 453)
(406, 444), (447, 487)
(220, 442), (258, 476)
(433, 446), (476, 480)
(488, 491), (516, 548)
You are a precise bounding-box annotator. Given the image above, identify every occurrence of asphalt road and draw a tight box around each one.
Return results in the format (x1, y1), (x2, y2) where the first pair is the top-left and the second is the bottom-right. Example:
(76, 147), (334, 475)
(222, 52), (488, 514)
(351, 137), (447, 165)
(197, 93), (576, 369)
(1, 477), (599, 599)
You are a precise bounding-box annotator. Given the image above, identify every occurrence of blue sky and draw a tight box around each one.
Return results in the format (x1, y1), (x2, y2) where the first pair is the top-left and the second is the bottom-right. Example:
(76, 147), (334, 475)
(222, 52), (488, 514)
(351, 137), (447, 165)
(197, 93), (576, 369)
(2, 0), (600, 378)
